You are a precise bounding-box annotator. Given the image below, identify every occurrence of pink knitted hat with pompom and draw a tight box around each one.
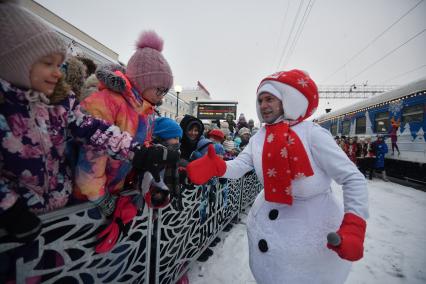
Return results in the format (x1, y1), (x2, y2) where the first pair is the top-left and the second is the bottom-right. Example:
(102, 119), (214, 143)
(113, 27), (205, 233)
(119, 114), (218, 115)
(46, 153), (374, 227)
(126, 31), (173, 94)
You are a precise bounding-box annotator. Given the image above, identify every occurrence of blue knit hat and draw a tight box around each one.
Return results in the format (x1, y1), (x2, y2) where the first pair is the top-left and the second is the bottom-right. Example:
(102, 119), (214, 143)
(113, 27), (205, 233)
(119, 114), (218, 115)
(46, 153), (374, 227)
(153, 117), (182, 140)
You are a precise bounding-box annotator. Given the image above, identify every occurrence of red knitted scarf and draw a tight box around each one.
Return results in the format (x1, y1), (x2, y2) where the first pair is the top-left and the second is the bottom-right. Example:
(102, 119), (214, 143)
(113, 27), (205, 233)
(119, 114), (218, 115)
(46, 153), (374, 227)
(262, 121), (314, 205)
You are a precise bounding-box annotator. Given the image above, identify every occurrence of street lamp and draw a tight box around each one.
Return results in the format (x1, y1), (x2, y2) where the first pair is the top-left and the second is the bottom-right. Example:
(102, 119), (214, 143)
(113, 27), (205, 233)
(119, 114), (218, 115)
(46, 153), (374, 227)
(174, 85), (182, 118)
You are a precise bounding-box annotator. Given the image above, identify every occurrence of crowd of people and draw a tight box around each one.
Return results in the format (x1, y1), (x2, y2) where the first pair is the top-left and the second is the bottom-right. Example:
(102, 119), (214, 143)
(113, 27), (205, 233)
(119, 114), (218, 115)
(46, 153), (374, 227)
(180, 113), (258, 163)
(334, 135), (389, 181)
(176, 113), (259, 263)
(1, 2), (369, 284)
(0, 2), (187, 282)
(0, 2), (259, 282)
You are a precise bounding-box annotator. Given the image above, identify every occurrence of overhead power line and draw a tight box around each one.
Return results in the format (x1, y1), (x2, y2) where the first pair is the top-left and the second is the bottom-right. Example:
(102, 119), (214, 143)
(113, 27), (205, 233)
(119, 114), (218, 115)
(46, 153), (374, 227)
(276, 0), (305, 69)
(380, 64), (426, 84)
(274, 0), (291, 63)
(344, 29), (426, 84)
(321, 0), (425, 83)
(281, 0), (316, 68)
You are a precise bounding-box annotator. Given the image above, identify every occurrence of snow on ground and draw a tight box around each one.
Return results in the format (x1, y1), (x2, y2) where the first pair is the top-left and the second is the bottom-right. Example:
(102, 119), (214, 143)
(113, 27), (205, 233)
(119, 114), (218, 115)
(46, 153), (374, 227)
(188, 180), (426, 284)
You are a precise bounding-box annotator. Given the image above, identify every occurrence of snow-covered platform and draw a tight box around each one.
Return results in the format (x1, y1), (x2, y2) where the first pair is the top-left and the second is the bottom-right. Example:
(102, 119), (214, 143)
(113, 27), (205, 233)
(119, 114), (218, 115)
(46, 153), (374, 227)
(188, 180), (426, 284)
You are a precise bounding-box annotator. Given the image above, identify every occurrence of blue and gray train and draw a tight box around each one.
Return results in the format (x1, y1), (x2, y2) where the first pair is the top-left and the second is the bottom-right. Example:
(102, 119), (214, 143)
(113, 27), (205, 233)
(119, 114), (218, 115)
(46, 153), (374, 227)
(317, 77), (426, 184)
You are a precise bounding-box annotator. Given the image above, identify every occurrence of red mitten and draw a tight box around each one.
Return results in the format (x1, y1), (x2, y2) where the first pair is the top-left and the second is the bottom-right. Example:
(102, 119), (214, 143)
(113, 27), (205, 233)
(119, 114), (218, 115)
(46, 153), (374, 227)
(95, 196), (137, 253)
(187, 144), (226, 185)
(327, 213), (367, 261)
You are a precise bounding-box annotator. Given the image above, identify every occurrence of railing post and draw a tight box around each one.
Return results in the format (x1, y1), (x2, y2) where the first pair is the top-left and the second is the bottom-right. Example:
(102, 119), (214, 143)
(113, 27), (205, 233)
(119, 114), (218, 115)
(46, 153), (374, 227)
(146, 206), (154, 284)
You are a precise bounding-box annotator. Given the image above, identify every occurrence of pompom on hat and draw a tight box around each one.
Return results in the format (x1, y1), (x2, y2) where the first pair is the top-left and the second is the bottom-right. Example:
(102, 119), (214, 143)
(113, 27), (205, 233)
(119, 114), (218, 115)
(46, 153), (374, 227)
(126, 31), (173, 94)
(256, 69), (319, 123)
(0, 1), (67, 89)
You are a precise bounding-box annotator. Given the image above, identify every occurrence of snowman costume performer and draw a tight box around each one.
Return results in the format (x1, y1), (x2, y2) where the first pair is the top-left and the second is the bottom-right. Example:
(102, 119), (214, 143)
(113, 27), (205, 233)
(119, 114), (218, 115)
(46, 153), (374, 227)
(187, 70), (368, 284)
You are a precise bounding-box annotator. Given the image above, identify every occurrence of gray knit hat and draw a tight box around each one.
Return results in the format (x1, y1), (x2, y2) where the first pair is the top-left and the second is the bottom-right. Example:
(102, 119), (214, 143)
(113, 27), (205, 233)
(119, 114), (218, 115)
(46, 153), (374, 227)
(126, 31), (173, 94)
(0, 2), (67, 89)
(238, 127), (251, 136)
(223, 140), (235, 152)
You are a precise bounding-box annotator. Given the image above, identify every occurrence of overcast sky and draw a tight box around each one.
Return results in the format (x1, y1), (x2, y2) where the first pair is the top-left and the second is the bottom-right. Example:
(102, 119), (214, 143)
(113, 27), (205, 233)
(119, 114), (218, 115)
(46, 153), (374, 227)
(36, 0), (426, 121)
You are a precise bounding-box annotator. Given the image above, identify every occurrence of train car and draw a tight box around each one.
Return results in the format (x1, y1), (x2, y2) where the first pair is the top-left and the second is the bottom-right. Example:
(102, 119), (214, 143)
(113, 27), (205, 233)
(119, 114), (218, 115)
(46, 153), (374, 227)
(317, 77), (426, 184)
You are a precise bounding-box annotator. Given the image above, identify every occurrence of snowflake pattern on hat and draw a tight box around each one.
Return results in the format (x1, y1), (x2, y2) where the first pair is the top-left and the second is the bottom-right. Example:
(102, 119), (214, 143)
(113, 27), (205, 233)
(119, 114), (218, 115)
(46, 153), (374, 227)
(270, 72), (281, 79)
(297, 78), (309, 88)
(258, 69), (319, 123)
(280, 147), (288, 158)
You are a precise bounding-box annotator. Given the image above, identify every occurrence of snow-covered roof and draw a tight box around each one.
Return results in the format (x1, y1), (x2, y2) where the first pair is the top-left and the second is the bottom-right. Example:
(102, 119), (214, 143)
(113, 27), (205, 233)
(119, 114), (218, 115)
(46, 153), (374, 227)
(317, 77), (426, 121)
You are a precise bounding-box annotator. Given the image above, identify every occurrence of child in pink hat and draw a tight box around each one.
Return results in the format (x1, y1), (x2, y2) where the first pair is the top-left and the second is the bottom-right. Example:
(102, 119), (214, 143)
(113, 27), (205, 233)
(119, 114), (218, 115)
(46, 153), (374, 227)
(74, 30), (175, 216)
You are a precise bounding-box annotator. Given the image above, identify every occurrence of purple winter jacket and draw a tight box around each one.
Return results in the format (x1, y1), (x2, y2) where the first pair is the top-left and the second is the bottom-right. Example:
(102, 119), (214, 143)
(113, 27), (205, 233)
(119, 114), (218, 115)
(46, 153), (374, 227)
(0, 78), (136, 215)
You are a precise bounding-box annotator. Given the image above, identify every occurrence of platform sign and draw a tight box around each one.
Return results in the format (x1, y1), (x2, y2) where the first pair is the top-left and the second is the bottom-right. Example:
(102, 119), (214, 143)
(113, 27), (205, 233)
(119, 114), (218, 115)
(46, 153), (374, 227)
(197, 104), (237, 120)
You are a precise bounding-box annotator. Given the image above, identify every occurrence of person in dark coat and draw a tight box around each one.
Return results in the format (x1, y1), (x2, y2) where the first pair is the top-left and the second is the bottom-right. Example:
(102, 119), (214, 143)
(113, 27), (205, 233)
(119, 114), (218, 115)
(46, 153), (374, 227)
(179, 115), (204, 161)
(236, 113), (249, 132)
(359, 137), (375, 180)
(225, 113), (237, 135)
(374, 135), (389, 181)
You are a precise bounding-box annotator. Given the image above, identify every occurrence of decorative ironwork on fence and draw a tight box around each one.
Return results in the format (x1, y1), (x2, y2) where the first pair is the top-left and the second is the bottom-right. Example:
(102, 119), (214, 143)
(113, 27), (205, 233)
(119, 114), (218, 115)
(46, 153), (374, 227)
(0, 199), (152, 284)
(0, 171), (262, 284)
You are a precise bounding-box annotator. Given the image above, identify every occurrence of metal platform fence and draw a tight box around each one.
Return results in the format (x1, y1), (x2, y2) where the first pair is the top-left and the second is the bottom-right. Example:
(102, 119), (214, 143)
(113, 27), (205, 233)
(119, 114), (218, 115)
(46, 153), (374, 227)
(0, 171), (262, 284)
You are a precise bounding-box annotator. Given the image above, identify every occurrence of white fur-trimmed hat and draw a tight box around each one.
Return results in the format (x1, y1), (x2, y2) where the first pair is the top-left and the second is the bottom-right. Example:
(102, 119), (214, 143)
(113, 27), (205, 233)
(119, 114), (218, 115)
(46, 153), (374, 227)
(256, 69), (319, 123)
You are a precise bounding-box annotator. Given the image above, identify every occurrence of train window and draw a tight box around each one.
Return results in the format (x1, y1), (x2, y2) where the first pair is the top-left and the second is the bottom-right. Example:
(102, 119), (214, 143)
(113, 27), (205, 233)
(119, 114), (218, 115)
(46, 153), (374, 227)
(355, 116), (366, 134)
(330, 124), (337, 136)
(402, 104), (424, 124)
(375, 112), (389, 133)
(342, 120), (350, 136)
